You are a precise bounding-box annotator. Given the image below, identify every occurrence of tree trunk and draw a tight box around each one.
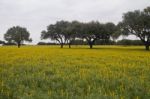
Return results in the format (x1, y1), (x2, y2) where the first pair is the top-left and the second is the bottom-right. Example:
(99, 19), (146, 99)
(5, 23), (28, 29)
(88, 40), (95, 49)
(145, 45), (149, 50)
(69, 43), (71, 48)
(17, 42), (21, 48)
(60, 43), (63, 48)
(90, 44), (93, 49)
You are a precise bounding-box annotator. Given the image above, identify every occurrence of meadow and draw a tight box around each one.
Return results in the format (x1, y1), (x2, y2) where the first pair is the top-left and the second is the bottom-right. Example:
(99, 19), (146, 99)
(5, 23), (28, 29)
(0, 45), (150, 99)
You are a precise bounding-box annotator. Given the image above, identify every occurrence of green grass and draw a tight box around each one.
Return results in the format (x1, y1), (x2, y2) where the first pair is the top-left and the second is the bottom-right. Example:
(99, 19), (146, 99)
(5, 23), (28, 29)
(0, 45), (150, 99)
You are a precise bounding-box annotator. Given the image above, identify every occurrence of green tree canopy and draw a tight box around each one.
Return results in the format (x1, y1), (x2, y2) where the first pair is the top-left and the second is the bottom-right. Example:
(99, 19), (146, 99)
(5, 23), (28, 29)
(119, 6), (150, 50)
(4, 26), (32, 48)
(41, 20), (117, 48)
(41, 20), (70, 48)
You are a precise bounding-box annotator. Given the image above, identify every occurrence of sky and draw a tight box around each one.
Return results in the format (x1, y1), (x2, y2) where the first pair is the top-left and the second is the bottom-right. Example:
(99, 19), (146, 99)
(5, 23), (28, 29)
(0, 0), (150, 44)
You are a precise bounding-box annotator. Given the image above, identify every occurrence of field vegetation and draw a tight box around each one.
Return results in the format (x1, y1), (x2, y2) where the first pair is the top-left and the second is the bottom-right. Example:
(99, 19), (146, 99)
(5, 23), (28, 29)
(0, 46), (150, 99)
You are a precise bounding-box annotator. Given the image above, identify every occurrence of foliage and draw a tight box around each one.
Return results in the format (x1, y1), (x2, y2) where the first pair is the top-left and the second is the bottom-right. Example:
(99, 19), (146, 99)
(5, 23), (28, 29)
(37, 42), (57, 45)
(117, 39), (143, 45)
(3, 42), (16, 46)
(41, 21), (118, 49)
(0, 40), (5, 44)
(95, 40), (115, 45)
(4, 26), (32, 48)
(119, 6), (150, 50)
(41, 21), (70, 48)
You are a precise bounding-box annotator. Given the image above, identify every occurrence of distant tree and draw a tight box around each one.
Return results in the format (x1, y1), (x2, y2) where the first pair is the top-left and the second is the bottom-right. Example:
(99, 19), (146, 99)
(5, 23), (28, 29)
(4, 26), (32, 48)
(119, 6), (150, 50)
(41, 21), (70, 48)
(71, 39), (87, 45)
(37, 42), (57, 45)
(111, 31), (121, 42)
(65, 21), (81, 48)
(79, 21), (104, 48)
(103, 22), (118, 44)
(117, 39), (143, 45)
(105, 23), (121, 43)
(3, 42), (16, 46)
(0, 40), (5, 44)
(41, 21), (117, 49)
(79, 22), (117, 48)
(95, 39), (115, 45)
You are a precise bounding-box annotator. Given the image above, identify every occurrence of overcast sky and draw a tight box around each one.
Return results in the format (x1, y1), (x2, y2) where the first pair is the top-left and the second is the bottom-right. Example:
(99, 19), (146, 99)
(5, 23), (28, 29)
(0, 0), (150, 44)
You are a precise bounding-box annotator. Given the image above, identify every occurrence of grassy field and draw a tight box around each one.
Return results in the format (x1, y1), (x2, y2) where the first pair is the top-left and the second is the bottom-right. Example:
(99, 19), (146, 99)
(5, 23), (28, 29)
(0, 46), (150, 99)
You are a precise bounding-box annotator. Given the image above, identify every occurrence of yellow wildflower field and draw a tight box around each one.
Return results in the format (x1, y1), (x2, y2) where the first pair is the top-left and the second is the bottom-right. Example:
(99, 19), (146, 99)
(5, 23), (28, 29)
(0, 46), (150, 99)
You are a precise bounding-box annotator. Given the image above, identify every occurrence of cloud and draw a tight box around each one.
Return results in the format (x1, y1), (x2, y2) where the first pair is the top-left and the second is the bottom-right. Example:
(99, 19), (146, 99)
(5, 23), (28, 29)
(0, 0), (149, 44)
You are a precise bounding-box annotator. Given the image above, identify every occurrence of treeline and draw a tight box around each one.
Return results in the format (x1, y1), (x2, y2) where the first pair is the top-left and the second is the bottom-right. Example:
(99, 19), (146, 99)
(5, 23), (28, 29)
(37, 39), (143, 46)
(41, 21), (119, 48)
(1, 6), (150, 50)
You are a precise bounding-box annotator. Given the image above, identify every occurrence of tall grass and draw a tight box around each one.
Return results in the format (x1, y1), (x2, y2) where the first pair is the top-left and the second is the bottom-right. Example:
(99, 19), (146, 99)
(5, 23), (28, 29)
(0, 46), (150, 99)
